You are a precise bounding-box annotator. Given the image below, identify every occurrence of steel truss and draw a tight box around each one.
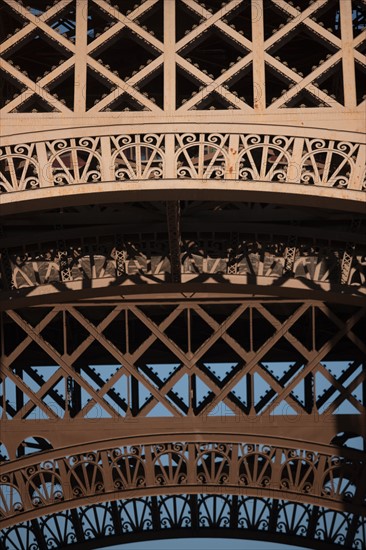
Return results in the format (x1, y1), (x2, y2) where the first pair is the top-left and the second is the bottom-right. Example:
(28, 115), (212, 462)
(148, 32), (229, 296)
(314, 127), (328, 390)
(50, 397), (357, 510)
(0, 0), (365, 116)
(1, 298), (366, 548)
(1, 300), (365, 422)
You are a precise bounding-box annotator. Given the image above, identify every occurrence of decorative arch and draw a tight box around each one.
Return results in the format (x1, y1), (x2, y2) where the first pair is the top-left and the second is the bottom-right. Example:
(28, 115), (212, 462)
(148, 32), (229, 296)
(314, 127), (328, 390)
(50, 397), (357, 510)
(1, 437), (364, 531)
(237, 135), (294, 182)
(2, 494), (365, 550)
(0, 150), (39, 192)
(111, 133), (165, 181)
(49, 146), (102, 186)
(300, 140), (359, 188)
(175, 133), (229, 180)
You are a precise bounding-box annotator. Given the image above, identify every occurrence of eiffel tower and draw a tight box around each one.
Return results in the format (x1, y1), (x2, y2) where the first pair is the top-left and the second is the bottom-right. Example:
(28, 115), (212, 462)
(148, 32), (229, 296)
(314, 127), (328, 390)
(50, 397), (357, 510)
(0, 1), (365, 548)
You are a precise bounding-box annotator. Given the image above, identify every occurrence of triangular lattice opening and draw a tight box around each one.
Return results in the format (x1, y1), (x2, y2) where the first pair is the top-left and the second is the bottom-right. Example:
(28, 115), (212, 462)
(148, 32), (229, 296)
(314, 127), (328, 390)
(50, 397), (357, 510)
(23, 1), (53, 16)
(90, 28), (160, 81)
(101, 311), (127, 354)
(200, 303), (239, 324)
(86, 66), (114, 110)
(226, 63), (255, 108)
(139, 67), (164, 109)
(103, 92), (147, 112)
(11, 93), (60, 112)
(190, 309), (215, 353)
(192, 374), (215, 414)
(314, 61), (344, 106)
(146, 402), (174, 417)
(176, 0), (205, 41)
(263, 2), (295, 41)
(164, 310), (189, 353)
(0, 69), (25, 108)
(193, 91), (240, 110)
(106, 0), (153, 17)
(39, 312), (65, 355)
(290, 308), (314, 352)
(135, 0), (163, 42)
(166, 373), (189, 413)
(202, 362), (238, 385)
(312, 0), (341, 38)
(314, 310), (341, 351)
(226, 309), (251, 352)
(229, 375), (250, 411)
(87, 2), (116, 44)
(176, 66), (203, 108)
(352, 1), (366, 38)
(355, 61), (366, 105)
(49, 1), (77, 43)
(0, 3), (28, 41)
(265, 63), (295, 107)
(225, 1), (252, 41)
(198, 337), (243, 367)
(284, 89), (326, 108)
(47, 68), (75, 110)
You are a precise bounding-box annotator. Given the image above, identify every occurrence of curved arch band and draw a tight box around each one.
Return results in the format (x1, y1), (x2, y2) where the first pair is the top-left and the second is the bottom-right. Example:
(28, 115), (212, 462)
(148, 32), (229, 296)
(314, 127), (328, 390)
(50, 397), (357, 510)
(1, 127), (365, 215)
(1, 437), (365, 528)
(2, 494), (365, 550)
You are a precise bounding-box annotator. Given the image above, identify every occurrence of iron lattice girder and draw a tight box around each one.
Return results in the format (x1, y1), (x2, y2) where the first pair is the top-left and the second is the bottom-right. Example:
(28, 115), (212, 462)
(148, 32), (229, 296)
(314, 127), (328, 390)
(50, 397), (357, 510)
(1, 300), (365, 423)
(0, 0), (364, 115)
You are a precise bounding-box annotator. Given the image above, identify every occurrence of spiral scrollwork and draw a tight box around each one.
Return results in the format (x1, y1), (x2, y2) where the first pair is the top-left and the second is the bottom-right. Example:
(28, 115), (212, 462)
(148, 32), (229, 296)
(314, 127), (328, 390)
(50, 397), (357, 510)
(0, 132), (363, 195)
(0, 439), (365, 529)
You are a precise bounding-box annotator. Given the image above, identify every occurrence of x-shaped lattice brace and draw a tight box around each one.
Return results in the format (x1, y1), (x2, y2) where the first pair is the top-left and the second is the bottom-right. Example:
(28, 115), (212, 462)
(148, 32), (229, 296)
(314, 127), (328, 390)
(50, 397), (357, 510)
(1, 306), (183, 419)
(1, 0), (76, 113)
(86, 0), (253, 112)
(265, 0), (365, 110)
(133, 302), (366, 416)
(0, 0), (164, 113)
(175, 0), (253, 111)
(2, 303), (364, 420)
(176, 0), (365, 111)
(196, 304), (366, 416)
(87, 0), (164, 112)
(3, 0), (363, 113)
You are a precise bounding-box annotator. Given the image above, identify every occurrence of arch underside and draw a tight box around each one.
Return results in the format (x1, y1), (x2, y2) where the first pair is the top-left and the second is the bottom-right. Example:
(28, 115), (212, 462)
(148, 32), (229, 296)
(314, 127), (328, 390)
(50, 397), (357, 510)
(1, 197), (365, 549)
(2, 494), (365, 550)
(1, 432), (366, 549)
(1, 198), (366, 309)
